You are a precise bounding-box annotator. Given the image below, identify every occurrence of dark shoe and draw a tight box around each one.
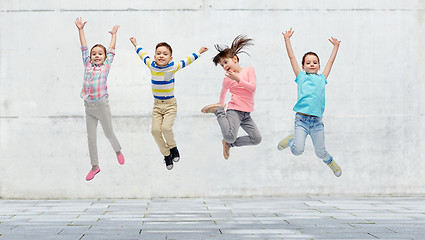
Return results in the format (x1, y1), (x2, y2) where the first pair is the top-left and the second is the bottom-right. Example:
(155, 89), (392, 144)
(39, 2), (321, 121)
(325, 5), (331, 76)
(164, 154), (173, 170)
(170, 147), (180, 162)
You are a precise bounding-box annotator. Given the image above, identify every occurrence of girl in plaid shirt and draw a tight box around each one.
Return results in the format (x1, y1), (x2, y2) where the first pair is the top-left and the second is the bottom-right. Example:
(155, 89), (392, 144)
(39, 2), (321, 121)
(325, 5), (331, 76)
(75, 17), (124, 181)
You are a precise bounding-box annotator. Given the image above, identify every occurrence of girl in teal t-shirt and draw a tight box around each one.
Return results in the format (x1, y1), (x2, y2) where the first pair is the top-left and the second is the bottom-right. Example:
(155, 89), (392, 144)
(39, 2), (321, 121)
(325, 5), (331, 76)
(277, 28), (342, 177)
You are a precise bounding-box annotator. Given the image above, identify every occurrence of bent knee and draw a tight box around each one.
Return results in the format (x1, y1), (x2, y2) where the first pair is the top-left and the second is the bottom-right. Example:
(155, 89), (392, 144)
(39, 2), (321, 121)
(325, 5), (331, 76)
(223, 134), (237, 144)
(251, 136), (262, 145)
(291, 147), (304, 156)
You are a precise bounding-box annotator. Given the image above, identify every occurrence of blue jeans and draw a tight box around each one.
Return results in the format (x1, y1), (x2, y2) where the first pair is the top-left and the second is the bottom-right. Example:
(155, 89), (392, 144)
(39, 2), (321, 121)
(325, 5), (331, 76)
(289, 113), (332, 164)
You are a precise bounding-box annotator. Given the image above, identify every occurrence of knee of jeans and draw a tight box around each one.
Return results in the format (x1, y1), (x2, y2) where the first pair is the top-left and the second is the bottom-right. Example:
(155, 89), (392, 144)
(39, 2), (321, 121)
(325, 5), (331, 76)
(315, 150), (327, 159)
(291, 146), (304, 156)
(223, 134), (237, 144)
(251, 136), (262, 145)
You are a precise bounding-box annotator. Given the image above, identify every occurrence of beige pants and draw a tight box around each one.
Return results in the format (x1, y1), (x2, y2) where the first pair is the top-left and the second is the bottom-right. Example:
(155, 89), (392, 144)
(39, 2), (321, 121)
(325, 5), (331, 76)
(151, 98), (177, 156)
(84, 98), (121, 166)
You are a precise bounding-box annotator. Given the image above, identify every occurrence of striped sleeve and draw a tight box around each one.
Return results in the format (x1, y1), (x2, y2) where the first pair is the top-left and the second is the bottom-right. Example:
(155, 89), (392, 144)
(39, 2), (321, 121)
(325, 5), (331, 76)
(135, 45), (153, 70)
(174, 52), (200, 72)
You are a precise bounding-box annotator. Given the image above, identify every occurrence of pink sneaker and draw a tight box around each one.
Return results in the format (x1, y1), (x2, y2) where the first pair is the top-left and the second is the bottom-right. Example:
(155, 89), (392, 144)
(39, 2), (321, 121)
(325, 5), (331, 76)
(117, 153), (125, 165)
(86, 166), (100, 181)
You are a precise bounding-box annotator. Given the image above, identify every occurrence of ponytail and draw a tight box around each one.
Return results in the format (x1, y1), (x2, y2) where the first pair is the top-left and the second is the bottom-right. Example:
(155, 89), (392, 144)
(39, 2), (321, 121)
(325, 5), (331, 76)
(212, 34), (253, 65)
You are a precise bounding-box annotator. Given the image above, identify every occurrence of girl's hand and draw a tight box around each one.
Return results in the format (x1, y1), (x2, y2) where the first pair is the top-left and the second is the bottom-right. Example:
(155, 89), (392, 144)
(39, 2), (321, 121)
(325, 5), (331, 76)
(225, 70), (240, 83)
(329, 37), (341, 46)
(282, 28), (294, 39)
(129, 37), (138, 47)
(109, 25), (120, 35)
(75, 17), (87, 30)
(199, 46), (208, 54)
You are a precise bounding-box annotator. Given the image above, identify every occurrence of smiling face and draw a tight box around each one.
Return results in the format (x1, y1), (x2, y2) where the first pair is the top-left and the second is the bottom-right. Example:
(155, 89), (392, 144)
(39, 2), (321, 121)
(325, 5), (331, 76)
(154, 46), (173, 66)
(219, 56), (240, 73)
(90, 46), (106, 65)
(302, 54), (320, 74)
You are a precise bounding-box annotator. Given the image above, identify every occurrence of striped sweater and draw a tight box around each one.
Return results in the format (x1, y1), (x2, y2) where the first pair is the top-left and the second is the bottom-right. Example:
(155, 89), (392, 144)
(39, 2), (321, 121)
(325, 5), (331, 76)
(135, 45), (200, 100)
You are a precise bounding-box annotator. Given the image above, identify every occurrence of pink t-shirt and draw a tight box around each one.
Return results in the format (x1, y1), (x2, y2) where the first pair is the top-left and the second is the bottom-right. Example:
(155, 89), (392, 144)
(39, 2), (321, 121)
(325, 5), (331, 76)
(219, 67), (256, 112)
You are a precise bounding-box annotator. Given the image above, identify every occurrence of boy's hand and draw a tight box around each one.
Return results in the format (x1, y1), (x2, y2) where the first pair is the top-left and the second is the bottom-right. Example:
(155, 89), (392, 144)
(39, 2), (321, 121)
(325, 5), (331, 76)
(282, 28), (294, 40)
(225, 70), (240, 83)
(329, 37), (341, 46)
(199, 46), (208, 54)
(129, 37), (138, 47)
(75, 17), (87, 30)
(109, 25), (120, 35)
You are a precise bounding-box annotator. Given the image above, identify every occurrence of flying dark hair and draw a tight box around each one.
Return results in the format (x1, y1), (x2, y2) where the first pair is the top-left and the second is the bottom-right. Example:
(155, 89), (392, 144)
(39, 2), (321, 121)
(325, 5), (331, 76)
(212, 34), (253, 66)
(156, 42), (173, 55)
(302, 51), (320, 65)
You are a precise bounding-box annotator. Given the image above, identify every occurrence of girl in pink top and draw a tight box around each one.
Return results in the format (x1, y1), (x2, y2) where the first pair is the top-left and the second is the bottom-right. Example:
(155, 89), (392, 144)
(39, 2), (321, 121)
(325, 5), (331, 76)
(201, 35), (261, 160)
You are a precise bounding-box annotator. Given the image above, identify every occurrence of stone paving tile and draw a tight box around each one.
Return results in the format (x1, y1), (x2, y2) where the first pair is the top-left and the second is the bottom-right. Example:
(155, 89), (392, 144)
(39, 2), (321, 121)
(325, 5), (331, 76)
(0, 197), (424, 239)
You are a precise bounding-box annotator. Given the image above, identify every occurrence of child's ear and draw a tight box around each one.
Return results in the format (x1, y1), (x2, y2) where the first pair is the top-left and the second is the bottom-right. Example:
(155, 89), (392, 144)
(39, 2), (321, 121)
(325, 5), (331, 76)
(301, 65), (305, 71)
(170, 56), (173, 62)
(233, 56), (238, 63)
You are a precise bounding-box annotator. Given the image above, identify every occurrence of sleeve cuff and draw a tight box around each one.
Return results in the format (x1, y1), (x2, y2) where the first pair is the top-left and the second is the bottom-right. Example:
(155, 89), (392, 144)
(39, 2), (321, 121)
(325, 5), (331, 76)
(107, 48), (115, 54)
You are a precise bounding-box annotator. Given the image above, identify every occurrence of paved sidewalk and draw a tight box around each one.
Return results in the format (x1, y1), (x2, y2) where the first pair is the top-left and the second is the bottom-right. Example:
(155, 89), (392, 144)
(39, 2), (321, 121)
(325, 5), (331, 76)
(0, 197), (424, 239)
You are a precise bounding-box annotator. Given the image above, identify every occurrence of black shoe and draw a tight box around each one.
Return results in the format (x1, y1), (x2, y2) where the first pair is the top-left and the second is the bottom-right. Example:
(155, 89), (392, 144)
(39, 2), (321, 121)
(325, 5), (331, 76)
(164, 154), (173, 170)
(170, 147), (180, 162)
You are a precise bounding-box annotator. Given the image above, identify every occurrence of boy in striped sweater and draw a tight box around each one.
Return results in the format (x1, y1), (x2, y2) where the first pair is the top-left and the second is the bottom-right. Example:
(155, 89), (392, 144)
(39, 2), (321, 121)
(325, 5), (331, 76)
(130, 37), (208, 170)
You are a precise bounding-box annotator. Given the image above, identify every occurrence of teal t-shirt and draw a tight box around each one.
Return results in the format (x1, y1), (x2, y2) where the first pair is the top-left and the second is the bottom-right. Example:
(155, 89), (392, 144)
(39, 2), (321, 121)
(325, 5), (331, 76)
(293, 71), (327, 118)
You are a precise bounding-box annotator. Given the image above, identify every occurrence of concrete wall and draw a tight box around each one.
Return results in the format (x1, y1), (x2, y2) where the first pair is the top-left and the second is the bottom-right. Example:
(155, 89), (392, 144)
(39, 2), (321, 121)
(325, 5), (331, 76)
(1, 0), (425, 198)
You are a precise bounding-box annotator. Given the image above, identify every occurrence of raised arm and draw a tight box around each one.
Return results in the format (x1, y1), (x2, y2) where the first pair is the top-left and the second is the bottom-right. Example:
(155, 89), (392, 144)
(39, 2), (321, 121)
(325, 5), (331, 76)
(129, 37), (138, 48)
(199, 46), (208, 54)
(108, 25), (120, 50)
(322, 37), (341, 79)
(75, 17), (87, 46)
(174, 46), (208, 72)
(130, 37), (154, 69)
(282, 28), (300, 77)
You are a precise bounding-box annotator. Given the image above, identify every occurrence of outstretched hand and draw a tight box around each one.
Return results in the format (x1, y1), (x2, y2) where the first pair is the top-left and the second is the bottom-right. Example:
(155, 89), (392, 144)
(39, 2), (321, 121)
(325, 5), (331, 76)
(199, 46), (208, 54)
(328, 37), (341, 46)
(109, 25), (120, 35)
(282, 28), (294, 39)
(75, 17), (87, 30)
(129, 37), (138, 47)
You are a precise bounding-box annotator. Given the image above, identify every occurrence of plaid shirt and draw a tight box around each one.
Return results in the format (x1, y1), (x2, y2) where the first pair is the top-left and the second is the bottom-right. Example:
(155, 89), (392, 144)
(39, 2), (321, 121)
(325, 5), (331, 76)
(80, 45), (115, 101)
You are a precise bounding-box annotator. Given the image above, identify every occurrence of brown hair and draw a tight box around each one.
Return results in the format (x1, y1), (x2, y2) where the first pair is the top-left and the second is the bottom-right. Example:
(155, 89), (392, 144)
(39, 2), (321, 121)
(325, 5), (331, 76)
(155, 42), (173, 55)
(90, 44), (107, 57)
(302, 51), (320, 65)
(212, 34), (253, 66)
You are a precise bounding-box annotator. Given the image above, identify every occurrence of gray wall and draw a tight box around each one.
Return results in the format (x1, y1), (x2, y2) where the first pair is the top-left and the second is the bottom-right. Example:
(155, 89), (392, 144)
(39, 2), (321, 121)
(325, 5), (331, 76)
(1, 0), (425, 198)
